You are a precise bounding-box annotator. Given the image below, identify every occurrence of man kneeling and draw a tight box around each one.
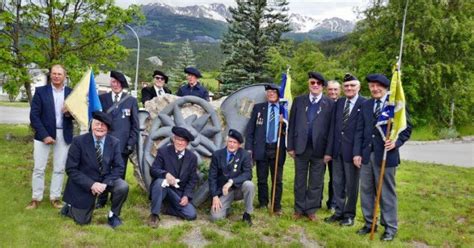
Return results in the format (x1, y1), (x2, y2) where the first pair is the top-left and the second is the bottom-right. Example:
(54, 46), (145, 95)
(209, 129), (255, 225)
(148, 127), (198, 228)
(61, 112), (129, 228)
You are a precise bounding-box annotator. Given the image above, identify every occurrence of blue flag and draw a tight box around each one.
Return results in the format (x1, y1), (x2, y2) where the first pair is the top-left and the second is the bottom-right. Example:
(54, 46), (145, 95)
(88, 71), (102, 120)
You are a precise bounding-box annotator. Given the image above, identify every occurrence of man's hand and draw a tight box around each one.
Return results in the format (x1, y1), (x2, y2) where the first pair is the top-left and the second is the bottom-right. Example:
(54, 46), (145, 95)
(179, 196), (189, 206)
(165, 173), (176, 186)
(288, 150), (295, 159)
(43, 136), (56, 145)
(324, 155), (332, 163)
(91, 182), (107, 196)
(222, 180), (233, 196)
(211, 196), (222, 213)
(62, 106), (71, 117)
(353, 156), (362, 168)
(384, 139), (396, 151)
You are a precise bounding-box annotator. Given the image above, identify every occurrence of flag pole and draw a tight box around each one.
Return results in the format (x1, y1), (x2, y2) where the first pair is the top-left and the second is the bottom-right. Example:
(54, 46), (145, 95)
(369, 0), (409, 240)
(270, 117), (284, 215)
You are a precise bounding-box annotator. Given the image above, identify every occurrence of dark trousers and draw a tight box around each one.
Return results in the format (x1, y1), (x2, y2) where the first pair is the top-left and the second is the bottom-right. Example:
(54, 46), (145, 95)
(97, 153), (129, 205)
(256, 144), (285, 211)
(333, 154), (360, 218)
(61, 178), (129, 225)
(150, 179), (197, 220)
(320, 160), (335, 209)
(360, 153), (398, 234)
(294, 145), (326, 215)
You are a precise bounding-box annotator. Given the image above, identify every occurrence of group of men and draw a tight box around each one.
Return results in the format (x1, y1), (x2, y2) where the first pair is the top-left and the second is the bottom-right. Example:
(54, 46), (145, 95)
(26, 64), (411, 241)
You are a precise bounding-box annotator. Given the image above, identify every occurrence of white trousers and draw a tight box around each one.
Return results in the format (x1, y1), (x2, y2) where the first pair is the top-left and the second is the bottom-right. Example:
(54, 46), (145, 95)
(32, 129), (70, 201)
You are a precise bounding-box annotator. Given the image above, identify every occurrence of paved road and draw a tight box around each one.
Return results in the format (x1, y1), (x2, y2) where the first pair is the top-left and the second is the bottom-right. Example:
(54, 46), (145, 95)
(401, 140), (473, 168)
(0, 106), (30, 124)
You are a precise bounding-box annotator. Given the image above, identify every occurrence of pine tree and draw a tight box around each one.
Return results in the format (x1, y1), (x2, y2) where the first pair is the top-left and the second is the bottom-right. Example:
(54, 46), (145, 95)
(219, 0), (290, 95)
(169, 39), (196, 90)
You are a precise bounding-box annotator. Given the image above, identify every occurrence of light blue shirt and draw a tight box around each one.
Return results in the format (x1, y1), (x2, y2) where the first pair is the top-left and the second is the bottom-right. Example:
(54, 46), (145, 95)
(373, 93), (388, 112)
(93, 135), (106, 153)
(345, 94), (359, 114)
(52, 85), (65, 128)
(226, 150), (236, 163)
(266, 102), (280, 143)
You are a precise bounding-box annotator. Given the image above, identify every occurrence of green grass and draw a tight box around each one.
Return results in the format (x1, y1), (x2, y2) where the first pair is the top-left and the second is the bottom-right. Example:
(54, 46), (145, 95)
(411, 125), (474, 141)
(0, 101), (30, 108)
(0, 124), (473, 247)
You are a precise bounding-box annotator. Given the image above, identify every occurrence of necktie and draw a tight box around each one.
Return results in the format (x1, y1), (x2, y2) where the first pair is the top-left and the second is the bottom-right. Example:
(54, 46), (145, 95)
(311, 97), (316, 104)
(342, 100), (351, 126)
(228, 153), (235, 164)
(114, 94), (119, 103)
(374, 100), (382, 119)
(267, 104), (276, 143)
(176, 151), (183, 160)
(95, 140), (103, 174)
(158, 89), (163, 96)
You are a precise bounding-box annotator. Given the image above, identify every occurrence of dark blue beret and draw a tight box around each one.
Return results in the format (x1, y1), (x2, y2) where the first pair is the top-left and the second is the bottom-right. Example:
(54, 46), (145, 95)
(153, 70), (169, 84)
(264, 83), (281, 97)
(308, 72), (327, 86)
(228, 129), (244, 143)
(184, 67), (202, 78)
(172, 126), (194, 142)
(92, 111), (113, 130)
(110, 70), (129, 88)
(366, 73), (390, 88)
(343, 73), (358, 82)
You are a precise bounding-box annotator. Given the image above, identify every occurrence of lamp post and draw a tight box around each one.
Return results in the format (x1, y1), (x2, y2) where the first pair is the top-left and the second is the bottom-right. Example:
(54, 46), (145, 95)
(124, 24), (140, 97)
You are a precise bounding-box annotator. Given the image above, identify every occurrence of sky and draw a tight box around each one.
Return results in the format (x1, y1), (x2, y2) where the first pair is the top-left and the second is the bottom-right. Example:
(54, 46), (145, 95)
(115, 0), (371, 21)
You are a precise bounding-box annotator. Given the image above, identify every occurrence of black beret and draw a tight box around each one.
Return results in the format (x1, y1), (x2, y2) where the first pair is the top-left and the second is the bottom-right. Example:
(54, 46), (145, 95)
(308, 71), (327, 86)
(343, 73), (358, 82)
(92, 111), (113, 130)
(153, 70), (169, 84)
(264, 83), (281, 97)
(228, 129), (244, 143)
(172, 126), (194, 142)
(110, 70), (129, 88)
(366, 73), (390, 88)
(184, 67), (202, 78)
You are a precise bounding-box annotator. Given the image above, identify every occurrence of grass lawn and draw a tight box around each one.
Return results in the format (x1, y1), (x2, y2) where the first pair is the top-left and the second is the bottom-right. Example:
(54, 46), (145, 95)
(0, 124), (472, 247)
(0, 101), (30, 108)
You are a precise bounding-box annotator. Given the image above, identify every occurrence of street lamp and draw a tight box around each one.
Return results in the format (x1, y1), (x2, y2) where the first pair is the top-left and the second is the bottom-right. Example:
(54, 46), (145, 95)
(124, 24), (140, 97)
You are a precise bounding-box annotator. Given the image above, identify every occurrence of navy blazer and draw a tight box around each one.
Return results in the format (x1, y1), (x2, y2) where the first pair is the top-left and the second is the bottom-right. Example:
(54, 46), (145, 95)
(99, 92), (139, 153)
(63, 133), (124, 209)
(287, 94), (335, 157)
(353, 99), (412, 167)
(141, 86), (172, 105)
(149, 145), (199, 199)
(176, 82), (209, 101)
(208, 147), (252, 197)
(30, 84), (73, 144)
(328, 95), (367, 162)
(245, 102), (287, 161)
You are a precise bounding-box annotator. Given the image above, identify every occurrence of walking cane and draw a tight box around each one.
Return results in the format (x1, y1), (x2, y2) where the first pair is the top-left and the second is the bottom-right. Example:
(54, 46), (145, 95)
(270, 116), (284, 215)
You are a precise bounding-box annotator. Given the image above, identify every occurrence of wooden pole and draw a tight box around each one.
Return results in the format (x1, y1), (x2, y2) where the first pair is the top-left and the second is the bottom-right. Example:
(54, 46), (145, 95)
(369, 118), (393, 240)
(270, 117), (284, 215)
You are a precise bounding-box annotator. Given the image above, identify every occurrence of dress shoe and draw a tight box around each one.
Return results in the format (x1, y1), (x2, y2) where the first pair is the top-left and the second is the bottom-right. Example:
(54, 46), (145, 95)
(293, 212), (303, 220)
(324, 214), (343, 223)
(272, 209), (282, 216)
(340, 217), (355, 226)
(381, 232), (395, 241)
(148, 214), (159, 228)
(357, 226), (377, 235)
(242, 212), (252, 226)
(307, 213), (318, 222)
(95, 202), (105, 209)
(26, 200), (40, 210)
(50, 199), (63, 209)
(108, 214), (123, 228)
(60, 204), (69, 216)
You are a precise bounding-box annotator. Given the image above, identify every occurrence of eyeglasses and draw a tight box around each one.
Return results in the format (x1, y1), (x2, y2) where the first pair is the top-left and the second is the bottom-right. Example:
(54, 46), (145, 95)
(154, 76), (165, 80)
(309, 80), (323, 86)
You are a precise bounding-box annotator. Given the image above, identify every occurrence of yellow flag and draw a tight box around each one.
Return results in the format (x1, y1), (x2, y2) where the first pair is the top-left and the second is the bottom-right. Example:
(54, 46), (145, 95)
(388, 64), (407, 141)
(284, 68), (293, 105)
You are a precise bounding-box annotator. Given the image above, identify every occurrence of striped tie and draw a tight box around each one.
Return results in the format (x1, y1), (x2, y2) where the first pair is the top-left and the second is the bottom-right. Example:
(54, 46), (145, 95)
(342, 100), (351, 128)
(267, 104), (276, 143)
(95, 140), (103, 174)
(374, 100), (382, 119)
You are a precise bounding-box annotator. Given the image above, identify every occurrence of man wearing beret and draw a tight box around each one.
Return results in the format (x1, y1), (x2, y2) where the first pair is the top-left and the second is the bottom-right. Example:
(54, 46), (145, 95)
(353, 73), (411, 241)
(141, 70), (172, 105)
(148, 127), (199, 228)
(176, 67), (210, 101)
(325, 74), (366, 226)
(209, 129), (255, 225)
(97, 71), (139, 208)
(27, 64), (74, 210)
(60, 112), (129, 228)
(287, 71), (335, 221)
(245, 84), (286, 215)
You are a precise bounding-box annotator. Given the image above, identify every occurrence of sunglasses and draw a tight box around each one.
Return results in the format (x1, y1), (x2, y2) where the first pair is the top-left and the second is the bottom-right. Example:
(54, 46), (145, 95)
(154, 76), (165, 80)
(309, 80), (323, 86)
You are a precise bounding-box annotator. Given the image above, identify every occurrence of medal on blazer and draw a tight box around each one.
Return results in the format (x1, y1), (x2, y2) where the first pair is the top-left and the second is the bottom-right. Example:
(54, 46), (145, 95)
(121, 108), (130, 118)
(233, 158), (239, 172)
(256, 112), (263, 125)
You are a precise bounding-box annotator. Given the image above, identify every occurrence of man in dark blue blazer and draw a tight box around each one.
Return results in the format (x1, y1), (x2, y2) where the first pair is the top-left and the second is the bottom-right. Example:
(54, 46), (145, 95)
(27, 64), (74, 210)
(61, 112), (129, 228)
(148, 127), (199, 228)
(325, 74), (366, 226)
(287, 72), (335, 221)
(209, 129), (255, 225)
(97, 71), (139, 208)
(245, 84), (286, 214)
(353, 73), (412, 241)
(176, 67), (210, 101)
(141, 70), (172, 105)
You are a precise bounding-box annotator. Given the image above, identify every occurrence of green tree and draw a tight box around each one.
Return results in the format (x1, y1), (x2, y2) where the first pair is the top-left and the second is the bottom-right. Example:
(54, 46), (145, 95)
(169, 39), (196, 91)
(0, 0), (142, 103)
(219, 0), (290, 95)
